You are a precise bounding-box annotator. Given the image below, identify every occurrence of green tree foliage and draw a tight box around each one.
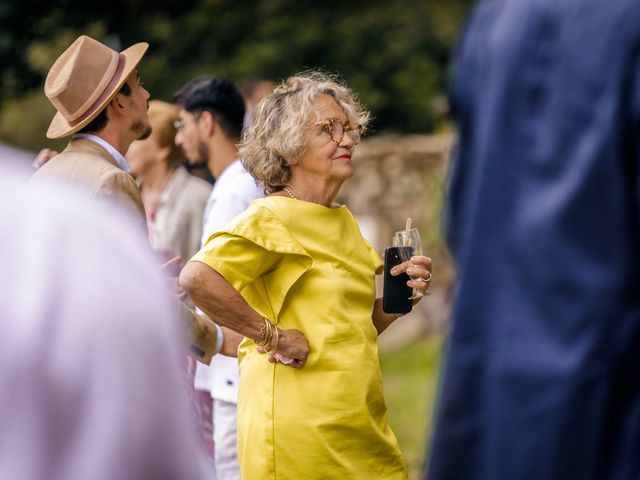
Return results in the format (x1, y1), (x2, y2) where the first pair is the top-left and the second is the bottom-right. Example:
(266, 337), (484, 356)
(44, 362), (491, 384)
(0, 0), (472, 151)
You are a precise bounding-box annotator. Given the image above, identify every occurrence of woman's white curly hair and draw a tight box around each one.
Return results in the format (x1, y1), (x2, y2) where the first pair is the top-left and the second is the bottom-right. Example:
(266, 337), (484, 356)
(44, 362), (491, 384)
(239, 71), (370, 193)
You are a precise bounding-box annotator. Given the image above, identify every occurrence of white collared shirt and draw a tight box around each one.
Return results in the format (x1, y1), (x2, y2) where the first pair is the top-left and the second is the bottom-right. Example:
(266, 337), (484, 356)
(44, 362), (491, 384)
(195, 159), (264, 403)
(200, 159), (264, 245)
(74, 133), (131, 173)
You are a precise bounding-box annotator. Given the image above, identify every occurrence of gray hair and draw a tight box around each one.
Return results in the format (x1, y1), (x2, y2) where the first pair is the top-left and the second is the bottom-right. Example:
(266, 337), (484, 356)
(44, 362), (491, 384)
(239, 71), (370, 193)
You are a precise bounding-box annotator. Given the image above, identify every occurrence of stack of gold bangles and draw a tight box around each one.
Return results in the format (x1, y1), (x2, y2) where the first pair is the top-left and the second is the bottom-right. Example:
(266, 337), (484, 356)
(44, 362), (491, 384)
(256, 317), (279, 354)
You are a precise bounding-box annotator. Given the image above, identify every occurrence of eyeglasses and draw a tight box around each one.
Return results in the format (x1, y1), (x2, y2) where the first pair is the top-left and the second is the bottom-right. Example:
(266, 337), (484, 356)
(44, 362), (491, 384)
(317, 118), (362, 145)
(173, 111), (203, 131)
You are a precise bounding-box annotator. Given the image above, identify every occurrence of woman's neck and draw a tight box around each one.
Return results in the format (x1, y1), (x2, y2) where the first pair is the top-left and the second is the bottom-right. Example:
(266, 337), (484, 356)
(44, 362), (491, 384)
(285, 176), (344, 207)
(139, 163), (174, 211)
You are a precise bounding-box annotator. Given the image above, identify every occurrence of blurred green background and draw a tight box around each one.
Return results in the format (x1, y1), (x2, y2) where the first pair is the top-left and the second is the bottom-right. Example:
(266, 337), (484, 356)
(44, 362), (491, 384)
(0, 0), (472, 152)
(381, 336), (445, 479)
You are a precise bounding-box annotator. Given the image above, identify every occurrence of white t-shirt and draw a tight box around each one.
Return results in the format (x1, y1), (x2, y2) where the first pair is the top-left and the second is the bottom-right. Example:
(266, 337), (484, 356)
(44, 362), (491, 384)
(194, 159), (264, 403)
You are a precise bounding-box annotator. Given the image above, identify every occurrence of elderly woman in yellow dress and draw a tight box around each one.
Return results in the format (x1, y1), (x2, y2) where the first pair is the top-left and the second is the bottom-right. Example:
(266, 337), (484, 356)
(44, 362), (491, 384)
(180, 71), (432, 480)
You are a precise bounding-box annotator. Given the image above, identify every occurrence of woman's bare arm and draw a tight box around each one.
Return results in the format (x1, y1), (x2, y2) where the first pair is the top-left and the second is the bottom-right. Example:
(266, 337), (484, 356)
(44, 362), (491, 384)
(180, 261), (309, 367)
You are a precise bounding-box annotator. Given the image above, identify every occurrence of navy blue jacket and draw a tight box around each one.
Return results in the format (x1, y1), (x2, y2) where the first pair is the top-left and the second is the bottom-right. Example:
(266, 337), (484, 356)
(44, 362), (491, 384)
(428, 1), (640, 479)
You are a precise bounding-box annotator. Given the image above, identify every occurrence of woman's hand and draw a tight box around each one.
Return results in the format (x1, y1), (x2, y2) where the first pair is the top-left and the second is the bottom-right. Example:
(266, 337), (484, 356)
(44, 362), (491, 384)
(261, 328), (310, 368)
(390, 255), (433, 303)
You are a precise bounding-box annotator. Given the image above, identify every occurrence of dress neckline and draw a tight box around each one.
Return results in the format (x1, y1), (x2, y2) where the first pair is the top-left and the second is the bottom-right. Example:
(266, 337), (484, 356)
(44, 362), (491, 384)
(265, 194), (346, 210)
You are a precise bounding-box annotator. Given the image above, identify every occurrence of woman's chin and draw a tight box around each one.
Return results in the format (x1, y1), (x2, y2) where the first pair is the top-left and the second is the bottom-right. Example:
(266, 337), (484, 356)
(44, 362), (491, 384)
(333, 162), (353, 180)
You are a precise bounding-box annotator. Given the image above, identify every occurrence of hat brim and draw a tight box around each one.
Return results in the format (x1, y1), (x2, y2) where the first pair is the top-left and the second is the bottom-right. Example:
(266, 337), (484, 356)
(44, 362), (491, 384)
(46, 42), (149, 139)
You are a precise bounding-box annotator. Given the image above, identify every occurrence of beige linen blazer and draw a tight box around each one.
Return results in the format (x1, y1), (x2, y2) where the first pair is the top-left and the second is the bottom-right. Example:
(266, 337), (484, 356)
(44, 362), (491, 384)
(30, 138), (218, 364)
(30, 138), (146, 232)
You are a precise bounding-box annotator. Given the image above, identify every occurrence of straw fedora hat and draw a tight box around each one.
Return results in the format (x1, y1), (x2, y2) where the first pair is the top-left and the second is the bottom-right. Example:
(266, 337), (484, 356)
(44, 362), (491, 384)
(44, 35), (149, 139)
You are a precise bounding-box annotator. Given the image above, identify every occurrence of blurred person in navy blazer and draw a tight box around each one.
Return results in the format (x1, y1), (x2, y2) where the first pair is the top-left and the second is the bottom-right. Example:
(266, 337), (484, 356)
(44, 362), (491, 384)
(428, 1), (640, 479)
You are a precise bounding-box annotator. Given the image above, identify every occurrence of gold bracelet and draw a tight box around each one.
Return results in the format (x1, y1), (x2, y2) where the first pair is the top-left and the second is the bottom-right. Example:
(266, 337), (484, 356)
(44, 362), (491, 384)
(256, 318), (267, 346)
(256, 321), (268, 348)
(256, 317), (277, 354)
(270, 326), (279, 353)
(263, 319), (277, 354)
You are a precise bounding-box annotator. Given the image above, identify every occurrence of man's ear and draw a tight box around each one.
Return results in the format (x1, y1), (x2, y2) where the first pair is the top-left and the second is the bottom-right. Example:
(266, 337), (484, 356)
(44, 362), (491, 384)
(108, 93), (127, 117)
(199, 110), (216, 136)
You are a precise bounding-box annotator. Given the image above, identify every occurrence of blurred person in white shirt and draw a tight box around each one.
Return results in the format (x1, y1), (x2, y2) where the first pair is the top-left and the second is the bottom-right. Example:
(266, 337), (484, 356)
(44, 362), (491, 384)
(174, 76), (263, 480)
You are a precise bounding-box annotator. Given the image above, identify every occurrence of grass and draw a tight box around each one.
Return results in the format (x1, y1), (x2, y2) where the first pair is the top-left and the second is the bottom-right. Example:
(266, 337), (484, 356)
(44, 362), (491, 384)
(380, 335), (445, 479)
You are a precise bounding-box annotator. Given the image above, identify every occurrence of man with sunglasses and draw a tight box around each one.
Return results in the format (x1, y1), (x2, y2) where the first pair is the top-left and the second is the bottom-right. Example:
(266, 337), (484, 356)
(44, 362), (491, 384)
(174, 76), (263, 480)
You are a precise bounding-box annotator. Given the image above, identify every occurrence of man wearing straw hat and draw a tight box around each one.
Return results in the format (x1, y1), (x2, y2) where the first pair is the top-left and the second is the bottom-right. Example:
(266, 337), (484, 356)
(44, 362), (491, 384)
(31, 35), (230, 368)
(32, 35), (150, 231)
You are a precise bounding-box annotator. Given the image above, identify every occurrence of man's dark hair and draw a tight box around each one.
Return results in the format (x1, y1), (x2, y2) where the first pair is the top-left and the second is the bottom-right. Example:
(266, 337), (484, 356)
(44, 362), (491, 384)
(78, 82), (132, 134)
(173, 76), (245, 140)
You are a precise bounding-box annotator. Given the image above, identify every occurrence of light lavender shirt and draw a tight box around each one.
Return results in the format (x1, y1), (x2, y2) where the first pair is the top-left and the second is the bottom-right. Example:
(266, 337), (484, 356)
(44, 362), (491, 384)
(0, 162), (212, 480)
(74, 133), (132, 172)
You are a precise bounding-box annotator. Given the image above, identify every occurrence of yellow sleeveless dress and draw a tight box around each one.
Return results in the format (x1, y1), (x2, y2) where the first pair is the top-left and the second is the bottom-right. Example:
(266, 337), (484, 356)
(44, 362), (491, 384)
(191, 196), (407, 480)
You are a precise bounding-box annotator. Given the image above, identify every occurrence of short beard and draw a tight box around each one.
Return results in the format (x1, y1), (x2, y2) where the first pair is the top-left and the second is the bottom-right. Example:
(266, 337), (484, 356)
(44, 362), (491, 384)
(131, 119), (152, 140)
(137, 125), (152, 140)
(187, 138), (209, 170)
(198, 139), (209, 165)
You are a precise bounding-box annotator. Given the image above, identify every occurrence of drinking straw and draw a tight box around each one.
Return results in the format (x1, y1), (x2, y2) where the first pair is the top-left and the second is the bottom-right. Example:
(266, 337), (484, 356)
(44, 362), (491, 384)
(404, 218), (412, 247)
